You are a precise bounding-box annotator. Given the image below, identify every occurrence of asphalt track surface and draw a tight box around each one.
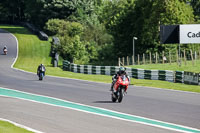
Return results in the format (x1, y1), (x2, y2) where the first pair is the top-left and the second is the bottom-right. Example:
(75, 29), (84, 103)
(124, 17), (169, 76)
(0, 29), (200, 133)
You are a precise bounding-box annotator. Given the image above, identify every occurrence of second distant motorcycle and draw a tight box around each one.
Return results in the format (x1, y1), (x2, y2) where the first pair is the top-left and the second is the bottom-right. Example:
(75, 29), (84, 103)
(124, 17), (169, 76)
(37, 64), (46, 80)
(3, 46), (7, 55)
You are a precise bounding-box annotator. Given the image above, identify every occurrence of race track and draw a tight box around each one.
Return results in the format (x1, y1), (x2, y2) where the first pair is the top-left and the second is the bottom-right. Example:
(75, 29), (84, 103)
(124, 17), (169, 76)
(0, 29), (200, 133)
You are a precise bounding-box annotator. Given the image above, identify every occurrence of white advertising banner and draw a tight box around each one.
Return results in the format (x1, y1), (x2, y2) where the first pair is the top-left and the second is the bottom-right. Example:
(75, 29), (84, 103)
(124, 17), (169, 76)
(180, 24), (200, 44)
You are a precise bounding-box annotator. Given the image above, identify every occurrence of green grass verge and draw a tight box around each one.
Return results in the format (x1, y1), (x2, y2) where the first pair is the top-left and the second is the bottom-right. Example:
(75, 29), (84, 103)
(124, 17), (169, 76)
(129, 61), (200, 73)
(0, 120), (33, 133)
(0, 25), (200, 93)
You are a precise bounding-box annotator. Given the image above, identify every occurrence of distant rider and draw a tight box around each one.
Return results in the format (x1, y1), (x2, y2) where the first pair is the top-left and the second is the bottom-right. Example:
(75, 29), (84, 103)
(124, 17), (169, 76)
(3, 46), (7, 50)
(37, 64), (46, 76)
(110, 67), (130, 91)
(3, 46), (7, 54)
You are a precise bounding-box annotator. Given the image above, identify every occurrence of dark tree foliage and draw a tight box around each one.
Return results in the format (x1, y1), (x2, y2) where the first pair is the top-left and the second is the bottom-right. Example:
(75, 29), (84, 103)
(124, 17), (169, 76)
(0, 0), (25, 23)
(0, 0), (99, 27)
(0, 0), (199, 65)
(25, 0), (78, 28)
(190, 0), (200, 20)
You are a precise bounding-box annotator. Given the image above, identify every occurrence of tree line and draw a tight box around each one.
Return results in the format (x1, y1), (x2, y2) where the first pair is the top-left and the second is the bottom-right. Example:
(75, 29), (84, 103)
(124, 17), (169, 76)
(0, 0), (200, 65)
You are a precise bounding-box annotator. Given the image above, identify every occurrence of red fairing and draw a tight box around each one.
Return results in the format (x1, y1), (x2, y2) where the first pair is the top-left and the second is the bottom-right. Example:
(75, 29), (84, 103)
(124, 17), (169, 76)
(114, 76), (129, 92)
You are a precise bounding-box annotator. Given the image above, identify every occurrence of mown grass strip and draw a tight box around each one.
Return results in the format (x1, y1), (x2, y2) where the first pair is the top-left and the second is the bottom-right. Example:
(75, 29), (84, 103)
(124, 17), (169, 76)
(129, 61), (200, 73)
(0, 120), (34, 133)
(0, 25), (200, 93)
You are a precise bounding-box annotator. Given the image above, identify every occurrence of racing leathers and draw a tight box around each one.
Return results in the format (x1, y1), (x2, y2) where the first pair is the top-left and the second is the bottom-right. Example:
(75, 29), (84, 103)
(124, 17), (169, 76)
(110, 70), (130, 91)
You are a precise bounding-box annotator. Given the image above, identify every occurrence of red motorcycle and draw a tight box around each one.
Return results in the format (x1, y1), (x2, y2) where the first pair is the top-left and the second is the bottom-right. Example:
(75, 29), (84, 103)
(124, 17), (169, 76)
(111, 75), (130, 103)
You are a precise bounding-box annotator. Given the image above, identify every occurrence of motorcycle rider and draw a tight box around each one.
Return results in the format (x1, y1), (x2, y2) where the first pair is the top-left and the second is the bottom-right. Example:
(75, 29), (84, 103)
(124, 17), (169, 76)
(110, 67), (130, 91)
(37, 64), (46, 77)
(3, 46), (7, 54)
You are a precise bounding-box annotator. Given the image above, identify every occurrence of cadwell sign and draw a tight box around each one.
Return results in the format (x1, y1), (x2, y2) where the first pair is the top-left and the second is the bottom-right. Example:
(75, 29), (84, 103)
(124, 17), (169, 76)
(180, 24), (200, 44)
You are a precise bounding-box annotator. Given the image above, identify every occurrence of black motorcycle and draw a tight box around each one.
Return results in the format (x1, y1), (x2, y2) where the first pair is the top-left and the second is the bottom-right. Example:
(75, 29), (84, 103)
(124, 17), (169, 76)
(38, 72), (44, 80)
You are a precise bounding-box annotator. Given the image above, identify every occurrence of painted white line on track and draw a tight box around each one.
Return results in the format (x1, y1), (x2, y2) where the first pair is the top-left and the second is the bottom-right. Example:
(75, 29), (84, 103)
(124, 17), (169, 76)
(9, 32), (200, 95)
(135, 85), (200, 95)
(1, 87), (200, 133)
(10, 32), (18, 69)
(3, 30), (200, 133)
(0, 118), (44, 133)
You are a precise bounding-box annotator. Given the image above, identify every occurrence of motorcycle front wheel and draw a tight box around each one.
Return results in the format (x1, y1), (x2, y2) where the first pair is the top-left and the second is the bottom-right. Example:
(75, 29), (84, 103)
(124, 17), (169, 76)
(39, 73), (44, 80)
(111, 93), (117, 102)
(118, 89), (123, 103)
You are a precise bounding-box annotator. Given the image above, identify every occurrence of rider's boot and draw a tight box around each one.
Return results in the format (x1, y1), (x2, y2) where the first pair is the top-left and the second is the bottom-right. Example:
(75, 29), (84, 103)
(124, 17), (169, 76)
(110, 82), (114, 91)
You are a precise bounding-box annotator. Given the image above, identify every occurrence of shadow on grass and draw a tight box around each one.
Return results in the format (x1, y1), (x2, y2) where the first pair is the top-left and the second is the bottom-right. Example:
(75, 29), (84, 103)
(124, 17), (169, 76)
(46, 64), (53, 67)
(0, 27), (32, 35)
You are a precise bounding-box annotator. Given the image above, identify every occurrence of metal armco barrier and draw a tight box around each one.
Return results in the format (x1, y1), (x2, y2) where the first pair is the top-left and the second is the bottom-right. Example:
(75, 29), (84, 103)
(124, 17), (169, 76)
(63, 60), (200, 85)
(175, 71), (184, 83)
(184, 72), (199, 85)
(63, 60), (175, 83)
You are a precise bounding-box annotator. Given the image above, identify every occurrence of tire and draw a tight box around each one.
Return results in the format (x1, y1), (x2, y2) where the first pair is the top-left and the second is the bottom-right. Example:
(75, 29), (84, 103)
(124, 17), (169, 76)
(118, 89), (123, 103)
(111, 93), (117, 102)
(39, 73), (43, 80)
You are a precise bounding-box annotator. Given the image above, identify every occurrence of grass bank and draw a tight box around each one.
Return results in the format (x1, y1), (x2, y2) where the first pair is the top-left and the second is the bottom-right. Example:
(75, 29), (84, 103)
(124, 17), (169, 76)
(0, 120), (33, 133)
(1, 25), (52, 71)
(0, 25), (200, 93)
(129, 61), (200, 73)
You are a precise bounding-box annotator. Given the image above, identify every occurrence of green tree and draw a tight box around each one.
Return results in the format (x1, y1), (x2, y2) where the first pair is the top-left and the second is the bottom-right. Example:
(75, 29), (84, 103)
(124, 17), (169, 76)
(134, 0), (194, 54)
(44, 19), (66, 35)
(58, 21), (88, 64)
(68, 0), (114, 65)
(45, 19), (92, 64)
(60, 35), (88, 64)
(103, 0), (195, 58)
(102, 0), (136, 57)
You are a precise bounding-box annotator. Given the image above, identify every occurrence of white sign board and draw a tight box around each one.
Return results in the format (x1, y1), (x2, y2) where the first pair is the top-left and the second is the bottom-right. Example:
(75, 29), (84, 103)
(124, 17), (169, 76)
(180, 24), (200, 44)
